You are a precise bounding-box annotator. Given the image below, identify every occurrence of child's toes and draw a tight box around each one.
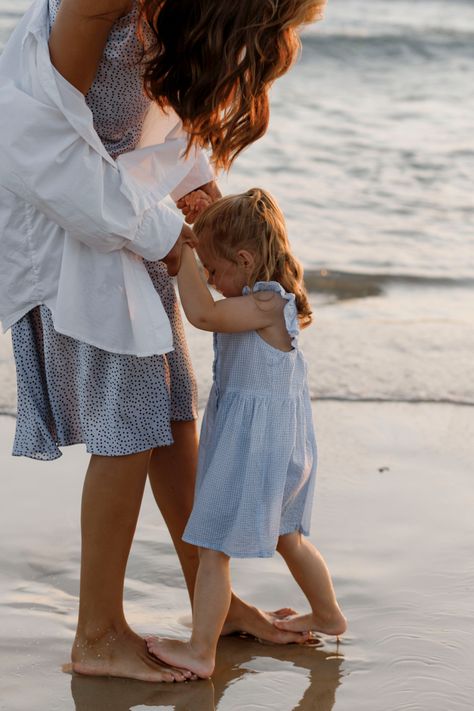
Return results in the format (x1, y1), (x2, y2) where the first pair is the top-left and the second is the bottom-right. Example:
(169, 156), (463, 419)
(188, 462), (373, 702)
(271, 607), (297, 618)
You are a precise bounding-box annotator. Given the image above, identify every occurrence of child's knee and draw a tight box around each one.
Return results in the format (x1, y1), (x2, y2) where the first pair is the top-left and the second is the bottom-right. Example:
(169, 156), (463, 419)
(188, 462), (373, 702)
(198, 547), (229, 565)
(276, 531), (302, 555)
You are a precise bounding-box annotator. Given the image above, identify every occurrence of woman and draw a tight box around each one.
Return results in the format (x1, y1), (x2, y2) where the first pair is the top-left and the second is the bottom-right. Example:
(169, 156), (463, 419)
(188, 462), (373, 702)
(0, 0), (325, 682)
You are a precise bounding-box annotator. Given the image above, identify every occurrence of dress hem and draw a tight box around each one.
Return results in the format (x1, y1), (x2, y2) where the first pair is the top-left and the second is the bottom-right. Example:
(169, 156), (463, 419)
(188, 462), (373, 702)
(182, 525), (308, 559)
(11, 416), (197, 461)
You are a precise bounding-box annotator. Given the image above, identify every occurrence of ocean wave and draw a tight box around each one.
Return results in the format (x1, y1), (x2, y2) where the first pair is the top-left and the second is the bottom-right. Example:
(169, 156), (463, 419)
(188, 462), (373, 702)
(310, 396), (474, 406)
(303, 269), (474, 299)
(0, 10), (23, 20)
(301, 31), (474, 59)
(0, 409), (15, 418)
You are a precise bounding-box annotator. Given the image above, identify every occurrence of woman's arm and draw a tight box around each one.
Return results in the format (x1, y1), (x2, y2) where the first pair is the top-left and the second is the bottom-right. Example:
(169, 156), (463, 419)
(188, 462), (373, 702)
(177, 246), (280, 333)
(0, 2), (210, 262)
(48, 0), (132, 94)
(0, 0), (194, 261)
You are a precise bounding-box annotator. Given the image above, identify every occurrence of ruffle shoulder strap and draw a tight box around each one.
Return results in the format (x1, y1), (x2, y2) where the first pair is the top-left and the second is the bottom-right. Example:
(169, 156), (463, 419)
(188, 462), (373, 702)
(243, 281), (299, 348)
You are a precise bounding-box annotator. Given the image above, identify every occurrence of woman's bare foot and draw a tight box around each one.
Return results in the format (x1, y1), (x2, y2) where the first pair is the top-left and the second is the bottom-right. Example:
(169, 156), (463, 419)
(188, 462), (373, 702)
(146, 637), (214, 679)
(221, 596), (309, 644)
(273, 608), (347, 637)
(72, 625), (195, 682)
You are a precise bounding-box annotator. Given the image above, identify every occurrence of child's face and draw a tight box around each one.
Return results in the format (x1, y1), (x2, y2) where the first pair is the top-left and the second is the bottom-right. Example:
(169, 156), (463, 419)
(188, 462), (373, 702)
(197, 243), (248, 298)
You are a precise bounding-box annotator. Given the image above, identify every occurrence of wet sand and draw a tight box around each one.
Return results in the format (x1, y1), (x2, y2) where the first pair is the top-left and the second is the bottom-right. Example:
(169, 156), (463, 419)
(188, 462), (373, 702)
(1, 402), (473, 711)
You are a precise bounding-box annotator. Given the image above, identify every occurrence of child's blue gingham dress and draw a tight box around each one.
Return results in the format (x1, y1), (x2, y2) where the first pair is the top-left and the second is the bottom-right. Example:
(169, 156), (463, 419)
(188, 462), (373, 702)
(182, 282), (317, 558)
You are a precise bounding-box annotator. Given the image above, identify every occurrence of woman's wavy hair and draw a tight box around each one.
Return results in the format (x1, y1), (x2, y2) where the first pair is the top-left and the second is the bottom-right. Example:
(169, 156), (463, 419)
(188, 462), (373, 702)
(139, 0), (325, 170)
(194, 188), (312, 327)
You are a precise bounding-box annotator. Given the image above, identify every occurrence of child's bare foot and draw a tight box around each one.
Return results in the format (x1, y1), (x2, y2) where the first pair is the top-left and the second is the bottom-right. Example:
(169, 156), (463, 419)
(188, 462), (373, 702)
(222, 596), (309, 644)
(71, 626), (195, 682)
(146, 637), (214, 679)
(273, 609), (347, 637)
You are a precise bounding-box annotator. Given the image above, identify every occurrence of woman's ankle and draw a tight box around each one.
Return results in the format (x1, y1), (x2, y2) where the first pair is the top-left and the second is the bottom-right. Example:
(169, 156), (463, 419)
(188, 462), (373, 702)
(74, 618), (130, 646)
(227, 593), (254, 623)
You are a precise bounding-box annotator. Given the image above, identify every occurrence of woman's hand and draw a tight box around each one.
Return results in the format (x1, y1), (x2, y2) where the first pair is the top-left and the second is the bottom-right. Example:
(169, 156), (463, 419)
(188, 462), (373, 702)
(176, 181), (221, 224)
(162, 223), (196, 277)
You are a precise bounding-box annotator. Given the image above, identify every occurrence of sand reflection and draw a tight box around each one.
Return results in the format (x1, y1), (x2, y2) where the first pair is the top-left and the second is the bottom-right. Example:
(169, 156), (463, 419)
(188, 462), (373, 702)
(70, 636), (342, 711)
(71, 673), (215, 711)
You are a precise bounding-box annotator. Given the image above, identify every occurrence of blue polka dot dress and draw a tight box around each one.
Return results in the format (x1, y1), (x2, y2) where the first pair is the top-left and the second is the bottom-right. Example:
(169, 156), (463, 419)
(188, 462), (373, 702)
(10, 0), (197, 460)
(182, 282), (317, 558)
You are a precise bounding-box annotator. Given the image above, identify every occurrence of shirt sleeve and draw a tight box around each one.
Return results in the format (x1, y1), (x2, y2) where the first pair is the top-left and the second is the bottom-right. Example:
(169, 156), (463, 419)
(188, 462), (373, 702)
(170, 149), (215, 202)
(0, 85), (184, 260)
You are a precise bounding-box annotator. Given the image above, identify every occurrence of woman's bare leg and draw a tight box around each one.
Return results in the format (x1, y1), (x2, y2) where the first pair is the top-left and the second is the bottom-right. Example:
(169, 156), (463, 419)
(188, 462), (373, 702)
(148, 421), (307, 644)
(72, 450), (190, 682)
(148, 421), (200, 600)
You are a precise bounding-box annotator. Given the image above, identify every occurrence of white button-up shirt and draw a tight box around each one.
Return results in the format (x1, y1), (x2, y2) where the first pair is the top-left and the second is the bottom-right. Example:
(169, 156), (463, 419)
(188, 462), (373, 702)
(0, 0), (214, 356)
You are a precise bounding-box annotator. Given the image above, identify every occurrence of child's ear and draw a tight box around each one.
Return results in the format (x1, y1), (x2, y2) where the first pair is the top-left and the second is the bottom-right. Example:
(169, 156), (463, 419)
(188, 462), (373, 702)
(236, 250), (255, 271)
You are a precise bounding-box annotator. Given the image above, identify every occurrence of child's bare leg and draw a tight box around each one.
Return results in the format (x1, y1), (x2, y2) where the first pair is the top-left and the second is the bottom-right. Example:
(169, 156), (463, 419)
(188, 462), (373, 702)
(275, 532), (347, 636)
(148, 421), (307, 644)
(147, 548), (231, 678)
(72, 451), (191, 683)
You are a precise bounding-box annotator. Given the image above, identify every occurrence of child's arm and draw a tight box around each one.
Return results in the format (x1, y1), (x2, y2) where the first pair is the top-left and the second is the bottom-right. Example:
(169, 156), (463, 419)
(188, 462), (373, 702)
(177, 246), (282, 333)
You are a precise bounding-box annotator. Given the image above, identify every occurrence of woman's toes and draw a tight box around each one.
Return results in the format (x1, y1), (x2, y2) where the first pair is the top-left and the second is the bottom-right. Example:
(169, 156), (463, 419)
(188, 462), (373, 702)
(160, 671), (177, 683)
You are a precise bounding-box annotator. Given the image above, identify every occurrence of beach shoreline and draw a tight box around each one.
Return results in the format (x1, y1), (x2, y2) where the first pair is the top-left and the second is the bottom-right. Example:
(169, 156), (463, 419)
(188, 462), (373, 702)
(1, 401), (473, 710)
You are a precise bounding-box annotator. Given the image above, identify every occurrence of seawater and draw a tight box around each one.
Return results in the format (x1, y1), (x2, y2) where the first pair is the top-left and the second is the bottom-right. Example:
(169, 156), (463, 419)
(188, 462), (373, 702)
(0, 0), (473, 413)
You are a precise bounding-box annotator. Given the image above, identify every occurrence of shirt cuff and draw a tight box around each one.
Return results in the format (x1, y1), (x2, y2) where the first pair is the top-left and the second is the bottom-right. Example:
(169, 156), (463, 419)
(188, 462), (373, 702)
(170, 151), (215, 202)
(129, 202), (184, 261)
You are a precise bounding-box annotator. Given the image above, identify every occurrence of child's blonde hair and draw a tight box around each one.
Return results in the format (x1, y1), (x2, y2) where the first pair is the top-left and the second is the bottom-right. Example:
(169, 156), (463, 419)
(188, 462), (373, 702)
(194, 188), (312, 327)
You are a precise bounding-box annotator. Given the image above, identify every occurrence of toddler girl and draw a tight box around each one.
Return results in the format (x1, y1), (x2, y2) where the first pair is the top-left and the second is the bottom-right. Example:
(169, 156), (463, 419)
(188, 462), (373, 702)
(147, 188), (346, 678)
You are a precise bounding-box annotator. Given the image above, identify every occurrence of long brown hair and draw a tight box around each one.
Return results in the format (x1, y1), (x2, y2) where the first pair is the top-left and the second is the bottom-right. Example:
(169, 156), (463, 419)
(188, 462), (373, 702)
(139, 0), (325, 170)
(194, 188), (312, 326)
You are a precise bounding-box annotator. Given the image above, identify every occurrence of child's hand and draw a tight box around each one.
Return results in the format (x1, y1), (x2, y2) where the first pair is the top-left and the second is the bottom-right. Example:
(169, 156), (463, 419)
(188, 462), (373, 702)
(176, 181), (221, 224)
(185, 189), (212, 217)
(162, 223), (196, 276)
(179, 189), (212, 224)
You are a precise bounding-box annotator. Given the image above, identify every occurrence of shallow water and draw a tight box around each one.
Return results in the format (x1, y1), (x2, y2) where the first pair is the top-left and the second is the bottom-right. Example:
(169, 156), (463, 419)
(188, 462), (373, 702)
(1, 403), (474, 710)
